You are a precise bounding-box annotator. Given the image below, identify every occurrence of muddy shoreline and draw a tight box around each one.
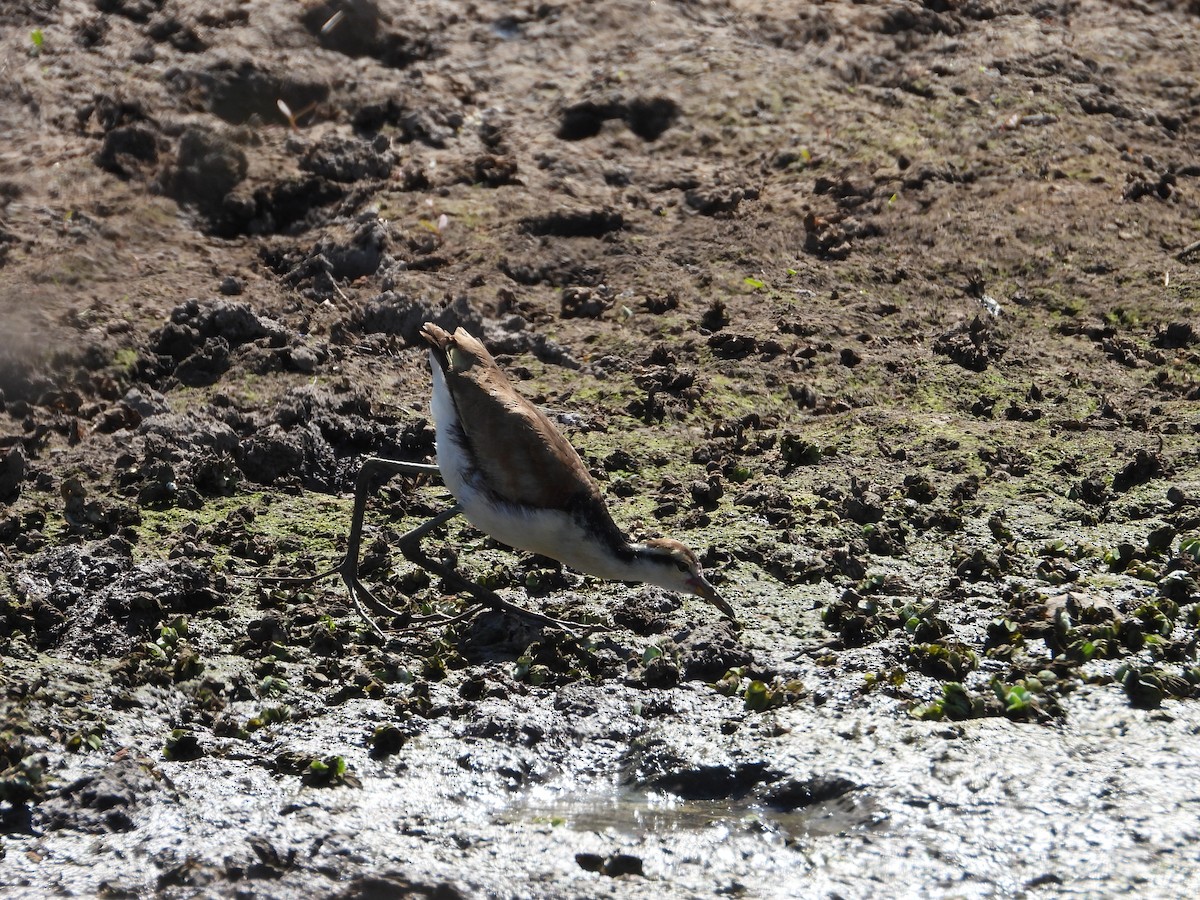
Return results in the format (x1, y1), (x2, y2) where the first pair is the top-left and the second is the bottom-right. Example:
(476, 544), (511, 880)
(2, 1), (1199, 897)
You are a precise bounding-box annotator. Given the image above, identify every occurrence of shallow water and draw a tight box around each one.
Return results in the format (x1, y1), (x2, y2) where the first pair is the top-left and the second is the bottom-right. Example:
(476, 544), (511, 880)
(8, 681), (1196, 899)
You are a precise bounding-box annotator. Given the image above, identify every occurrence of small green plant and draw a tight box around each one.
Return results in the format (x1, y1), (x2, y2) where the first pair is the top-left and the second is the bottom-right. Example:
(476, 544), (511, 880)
(899, 602), (951, 642)
(908, 642), (978, 680)
(302, 755), (354, 787)
(742, 677), (805, 711)
(513, 654), (550, 685)
(144, 616), (186, 659)
(712, 667), (804, 710)
(112, 347), (139, 371)
(30, 29), (44, 53)
(780, 433), (822, 466)
(1180, 535), (1200, 564)
(308, 755), (346, 778)
(991, 679), (1035, 716)
(246, 705), (293, 731)
(911, 682), (978, 721)
(1041, 539), (1070, 558)
(713, 666), (747, 696)
(258, 674), (289, 698)
(863, 667), (906, 690)
(728, 464), (754, 483)
(65, 723), (106, 753)
(1116, 664), (1192, 709)
(144, 616), (204, 681)
(984, 617), (1022, 651)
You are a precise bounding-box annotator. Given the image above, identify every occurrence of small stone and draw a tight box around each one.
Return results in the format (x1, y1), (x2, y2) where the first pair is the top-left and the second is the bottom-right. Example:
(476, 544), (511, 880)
(602, 854), (644, 877)
(122, 387), (170, 418)
(289, 345), (319, 373)
(0, 444), (26, 503)
(575, 853), (604, 873)
(219, 275), (244, 295)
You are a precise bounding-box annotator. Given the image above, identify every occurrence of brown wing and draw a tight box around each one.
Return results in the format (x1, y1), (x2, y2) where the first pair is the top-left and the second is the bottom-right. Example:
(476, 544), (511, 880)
(422, 323), (605, 512)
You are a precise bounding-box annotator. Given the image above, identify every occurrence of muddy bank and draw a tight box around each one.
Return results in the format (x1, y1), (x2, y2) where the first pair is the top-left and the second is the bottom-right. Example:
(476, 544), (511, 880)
(2, 1), (1199, 897)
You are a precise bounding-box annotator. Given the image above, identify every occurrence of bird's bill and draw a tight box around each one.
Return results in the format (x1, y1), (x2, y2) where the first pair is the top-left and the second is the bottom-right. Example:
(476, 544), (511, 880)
(688, 576), (737, 621)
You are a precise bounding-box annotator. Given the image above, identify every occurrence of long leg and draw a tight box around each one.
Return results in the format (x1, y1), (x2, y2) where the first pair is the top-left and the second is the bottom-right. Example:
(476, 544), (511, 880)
(395, 540), (589, 635)
(259, 456), (593, 637)
(257, 458), (452, 634)
(339, 458), (450, 615)
(258, 457), (444, 585)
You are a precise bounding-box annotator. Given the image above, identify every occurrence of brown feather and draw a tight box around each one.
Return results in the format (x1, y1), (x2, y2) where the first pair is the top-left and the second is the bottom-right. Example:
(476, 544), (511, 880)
(421, 324), (612, 516)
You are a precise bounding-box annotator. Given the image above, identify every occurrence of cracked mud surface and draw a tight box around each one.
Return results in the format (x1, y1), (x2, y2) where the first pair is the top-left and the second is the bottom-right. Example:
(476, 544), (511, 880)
(2, 1), (1199, 897)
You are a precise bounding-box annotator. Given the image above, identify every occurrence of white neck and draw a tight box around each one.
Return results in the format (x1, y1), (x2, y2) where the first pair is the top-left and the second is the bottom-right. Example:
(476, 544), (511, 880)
(613, 542), (692, 594)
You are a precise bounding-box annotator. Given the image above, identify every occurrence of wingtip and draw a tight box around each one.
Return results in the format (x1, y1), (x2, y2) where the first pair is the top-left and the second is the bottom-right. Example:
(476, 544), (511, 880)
(420, 321), (452, 349)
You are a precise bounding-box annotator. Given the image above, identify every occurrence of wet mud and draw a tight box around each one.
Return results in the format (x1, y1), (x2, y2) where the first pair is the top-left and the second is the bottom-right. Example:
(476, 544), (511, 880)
(2, 1), (1199, 897)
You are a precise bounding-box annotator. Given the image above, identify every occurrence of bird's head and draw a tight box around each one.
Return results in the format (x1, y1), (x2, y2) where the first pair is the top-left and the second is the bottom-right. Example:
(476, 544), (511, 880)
(632, 538), (736, 622)
(422, 322), (492, 377)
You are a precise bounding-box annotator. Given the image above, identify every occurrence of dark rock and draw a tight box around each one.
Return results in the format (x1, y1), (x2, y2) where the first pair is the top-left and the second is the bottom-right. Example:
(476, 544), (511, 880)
(558, 95), (678, 142)
(94, 125), (161, 178)
(0, 444), (25, 503)
(624, 96), (679, 141)
(558, 99), (622, 140)
(331, 873), (466, 900)
(16, 544), (218, 655)
(288, 344), (320, 373)
(301, 0), (441, 68)
(312, 219), (390, 281)
(933, 315), (1006, 371)
(175, 336), (231, 386)
(518, 208), (624, 238)
(843, 485), (885, 525)
(157, 127), (247, 216)
(237, 423), (322, 485)
(471, 152), (520, 187)
(601, 854), (644, 877)
(560, 286), (610, 319)
(1154, 321), (1197, 349)
(709, 333), (757, 359)
(137, 409), (239, 456)
(43, 760), (153, 834)
(761, 775), (858, 811)
(301, 0), (384, 57)
(685, 184), (745, 216)
(675, 623), (753, 681)
(903, 473), (937, 504)
(643, 762), (780, 801)
(640, 655), (681, 688)
(147, 13), (205, 53)
(839, 347), (863, 367)
(172, 59), (329, 126)
(299, 132), (396, 183)
(1112, 449), (1166, 493)
(357, 292), (470, 342)
(1075, 480), (1108, 508)
(575, 853), (605, 873)
(144, 299), (288, 385)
